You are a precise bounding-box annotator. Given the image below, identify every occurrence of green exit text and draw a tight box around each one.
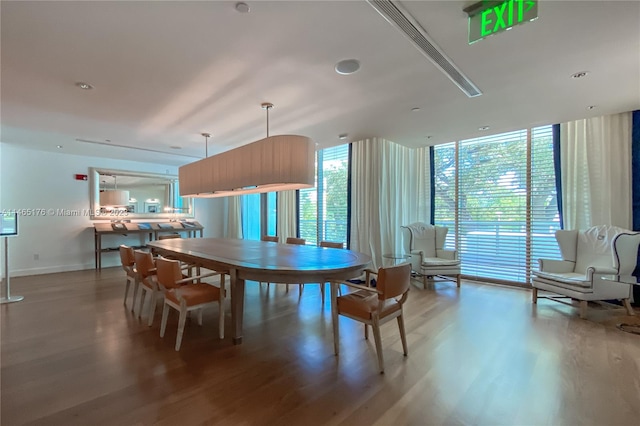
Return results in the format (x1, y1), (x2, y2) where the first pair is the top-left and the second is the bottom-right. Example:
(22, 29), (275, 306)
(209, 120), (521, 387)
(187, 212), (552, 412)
(468, 0), (538, 44)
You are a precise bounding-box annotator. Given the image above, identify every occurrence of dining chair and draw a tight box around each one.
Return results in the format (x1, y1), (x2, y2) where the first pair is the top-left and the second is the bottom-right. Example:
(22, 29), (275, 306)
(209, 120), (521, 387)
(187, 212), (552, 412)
(156, 257), (226, 350)
(331, 262), (411, 373)
(285, 237), (306, 293)
(156, 233), (200, 276)
(158, 233), (182, 240)
(119, 245), (139, 310)
(134, 250), (162, 326)
(318, 241), (345, 303)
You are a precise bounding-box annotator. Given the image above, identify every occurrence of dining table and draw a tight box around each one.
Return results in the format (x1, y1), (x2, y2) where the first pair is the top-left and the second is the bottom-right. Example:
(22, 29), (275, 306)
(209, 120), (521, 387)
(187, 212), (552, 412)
(147, 237), (371, 344)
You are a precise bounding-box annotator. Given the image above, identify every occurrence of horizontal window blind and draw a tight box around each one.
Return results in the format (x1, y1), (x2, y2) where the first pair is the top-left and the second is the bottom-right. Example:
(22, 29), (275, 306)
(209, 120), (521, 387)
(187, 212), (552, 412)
(529, 126), (561, 278)
(321, 145), (349, 244)
(458, 130), (529, 282)
(299, 173), (318, 244)
(434, 125), (560, 284)
(298, 144), (349, 246)
(433, 143), (457, 249)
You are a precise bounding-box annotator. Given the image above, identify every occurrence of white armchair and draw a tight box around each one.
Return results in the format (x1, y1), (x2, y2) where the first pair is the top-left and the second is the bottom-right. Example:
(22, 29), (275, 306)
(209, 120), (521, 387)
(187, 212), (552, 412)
(531, 225), (639, 319)
(401, 222), (461, 288)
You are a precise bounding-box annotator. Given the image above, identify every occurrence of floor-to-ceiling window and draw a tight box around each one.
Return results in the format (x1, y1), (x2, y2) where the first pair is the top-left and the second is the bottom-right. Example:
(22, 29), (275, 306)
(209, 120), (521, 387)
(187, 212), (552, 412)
(433, 125), (560, 284)
(241, 192), (276, 240)
(299, 144), (350, 246)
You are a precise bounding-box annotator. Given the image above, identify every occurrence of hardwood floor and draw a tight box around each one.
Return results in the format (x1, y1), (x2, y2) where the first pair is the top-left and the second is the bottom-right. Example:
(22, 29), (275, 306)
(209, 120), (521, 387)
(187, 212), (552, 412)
(2, 268), (639, 425)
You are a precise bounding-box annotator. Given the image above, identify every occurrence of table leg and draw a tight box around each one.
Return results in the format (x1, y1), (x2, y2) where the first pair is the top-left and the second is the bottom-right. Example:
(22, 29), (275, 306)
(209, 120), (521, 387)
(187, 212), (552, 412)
(95, 234), (101, 270)
(230, 269), (245, 344)
(330, 281), (339, 355)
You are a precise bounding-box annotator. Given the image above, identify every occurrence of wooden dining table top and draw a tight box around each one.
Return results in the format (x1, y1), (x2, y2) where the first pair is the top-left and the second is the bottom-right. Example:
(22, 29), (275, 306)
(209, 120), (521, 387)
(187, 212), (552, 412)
(147, 237), (371, 282)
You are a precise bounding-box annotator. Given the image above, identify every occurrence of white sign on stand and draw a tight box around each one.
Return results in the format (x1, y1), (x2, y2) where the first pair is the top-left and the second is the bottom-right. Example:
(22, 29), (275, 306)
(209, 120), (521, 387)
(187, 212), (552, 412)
(1, 212), (23, 304)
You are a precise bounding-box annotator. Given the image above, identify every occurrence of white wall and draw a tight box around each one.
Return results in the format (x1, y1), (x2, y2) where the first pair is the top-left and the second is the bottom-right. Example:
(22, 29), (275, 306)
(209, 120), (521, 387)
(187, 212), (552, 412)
(0, 143), (225, 277)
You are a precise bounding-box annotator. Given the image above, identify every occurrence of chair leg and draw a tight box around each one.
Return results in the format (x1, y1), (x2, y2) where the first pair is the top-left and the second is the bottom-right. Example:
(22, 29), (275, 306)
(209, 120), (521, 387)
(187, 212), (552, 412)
(176, 305), (187, 351)
(622, 298), (635, 316)
(397, 314), (408, 356)
(456, 275), (461, 288)
(321, 282), (325, 304)
(286, 284), (289, 293)
(131, 281), (140, 312)
(371, 316), (385, 374)
(364, 324), (368, 340)
(532, 287), (538, 304)
(147, 290), (157, 327)
(579, 300), (588, 319)
(423, 274), (427, 290)
(137, 289), (146, 318)
(160, 304), (170, 337)
(124, 278), (131, 305)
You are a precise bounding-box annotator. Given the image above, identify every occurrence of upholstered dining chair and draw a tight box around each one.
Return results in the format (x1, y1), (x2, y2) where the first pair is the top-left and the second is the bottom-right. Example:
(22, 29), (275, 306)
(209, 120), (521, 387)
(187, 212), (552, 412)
(331, 262), (411, 373)
(532, 225), (638, 319)
(158, 233), (181, 240)
(261, 235), (279, 243)
(119, 245), (139, 310)
(156, 258), (226, 351)
(401, 222), (461, 288)
(285, 237), (306, 293)
(134, 250), (160, 326)
(318, 241), (345, 303)
(156, 233), (200, 276)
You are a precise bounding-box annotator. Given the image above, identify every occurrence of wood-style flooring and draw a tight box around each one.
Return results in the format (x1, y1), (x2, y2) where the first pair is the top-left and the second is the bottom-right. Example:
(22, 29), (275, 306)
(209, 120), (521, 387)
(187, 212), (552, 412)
(2, 268), (639, 425)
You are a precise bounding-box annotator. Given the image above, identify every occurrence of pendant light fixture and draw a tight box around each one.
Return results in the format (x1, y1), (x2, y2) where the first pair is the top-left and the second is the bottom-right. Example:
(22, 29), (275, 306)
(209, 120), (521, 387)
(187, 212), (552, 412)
(179, 103), (315, 198)
(99, 175), (130, 207)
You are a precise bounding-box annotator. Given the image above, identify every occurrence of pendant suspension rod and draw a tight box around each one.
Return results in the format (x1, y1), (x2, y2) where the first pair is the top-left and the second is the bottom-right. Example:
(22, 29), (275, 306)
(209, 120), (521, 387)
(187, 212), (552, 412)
(261, 102), (274, 138)
(202, 133), (211, 158)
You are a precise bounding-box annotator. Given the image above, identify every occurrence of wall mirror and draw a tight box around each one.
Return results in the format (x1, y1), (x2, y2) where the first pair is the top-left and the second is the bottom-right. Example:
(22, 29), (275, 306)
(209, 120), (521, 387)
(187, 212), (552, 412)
(89, 167), (194, 220)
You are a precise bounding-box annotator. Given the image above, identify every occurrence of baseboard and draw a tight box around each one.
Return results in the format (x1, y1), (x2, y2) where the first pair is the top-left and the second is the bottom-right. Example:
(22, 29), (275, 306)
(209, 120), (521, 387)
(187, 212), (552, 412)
(10, 263), (95, 277)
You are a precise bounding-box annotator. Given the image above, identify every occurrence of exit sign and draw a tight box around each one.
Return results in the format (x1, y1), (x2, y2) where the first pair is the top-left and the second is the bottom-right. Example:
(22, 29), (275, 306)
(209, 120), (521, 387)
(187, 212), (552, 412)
(466, 0), (538, 44)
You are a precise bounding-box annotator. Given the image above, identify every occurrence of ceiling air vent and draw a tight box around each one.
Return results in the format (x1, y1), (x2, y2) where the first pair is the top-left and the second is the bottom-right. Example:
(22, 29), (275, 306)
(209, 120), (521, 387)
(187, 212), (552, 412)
(367, 0), (482, 98)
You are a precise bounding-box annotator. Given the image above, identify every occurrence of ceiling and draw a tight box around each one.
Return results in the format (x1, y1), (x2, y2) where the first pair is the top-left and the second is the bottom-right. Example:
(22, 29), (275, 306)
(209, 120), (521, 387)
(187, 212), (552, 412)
(2, 1), (639, 166)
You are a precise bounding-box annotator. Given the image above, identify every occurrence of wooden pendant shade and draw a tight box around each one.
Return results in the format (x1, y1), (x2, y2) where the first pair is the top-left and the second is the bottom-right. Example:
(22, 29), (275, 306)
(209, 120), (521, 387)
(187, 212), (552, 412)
(179, 135), (315, 198)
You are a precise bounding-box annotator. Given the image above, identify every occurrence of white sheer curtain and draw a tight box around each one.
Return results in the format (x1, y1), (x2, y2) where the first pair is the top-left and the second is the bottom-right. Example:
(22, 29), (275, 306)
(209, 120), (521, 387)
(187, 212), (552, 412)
(561, 112), (632, 230)
(350, 138), (430, 269)
(277, 190), (297, 241)
(223, 196), (243, 239)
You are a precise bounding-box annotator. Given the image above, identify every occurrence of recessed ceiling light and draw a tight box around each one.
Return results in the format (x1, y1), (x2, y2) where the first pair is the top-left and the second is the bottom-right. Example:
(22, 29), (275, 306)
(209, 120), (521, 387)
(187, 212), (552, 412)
(335, 59), (360, 75)
(479, 126), (490, 131)
(571, 71), (589, 79)
(586, 105), (596, 110)
(235, 2), (250, 13)
(170, 146), (182, 150)
(56, 145), (63, 149)
(411, 107), (421, 112)
(75, 81), (93, 90)
(426, 136), (432, 139)
(338, 133), (349, 140)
